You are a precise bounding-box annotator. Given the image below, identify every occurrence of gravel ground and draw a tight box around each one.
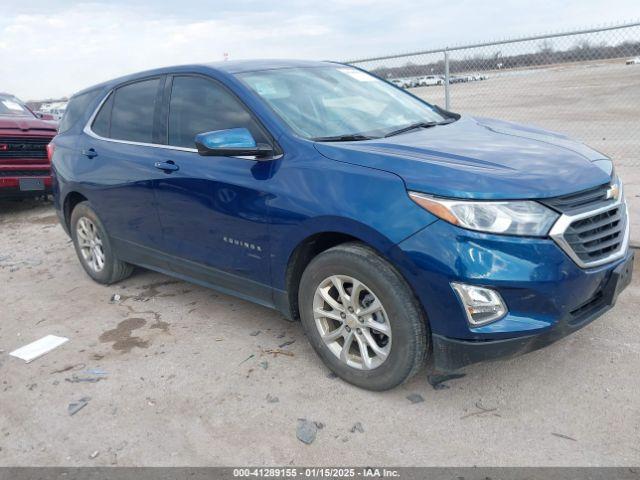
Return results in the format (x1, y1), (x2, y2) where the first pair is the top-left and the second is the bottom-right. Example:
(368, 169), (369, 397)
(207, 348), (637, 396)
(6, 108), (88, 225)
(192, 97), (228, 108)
(1, 198), (638, 466)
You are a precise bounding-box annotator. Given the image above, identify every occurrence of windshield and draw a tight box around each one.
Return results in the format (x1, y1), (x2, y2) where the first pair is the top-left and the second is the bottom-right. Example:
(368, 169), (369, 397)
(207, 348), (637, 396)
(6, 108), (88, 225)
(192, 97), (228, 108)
(0, 95), (33, 117)
(237, 66), (449, 140)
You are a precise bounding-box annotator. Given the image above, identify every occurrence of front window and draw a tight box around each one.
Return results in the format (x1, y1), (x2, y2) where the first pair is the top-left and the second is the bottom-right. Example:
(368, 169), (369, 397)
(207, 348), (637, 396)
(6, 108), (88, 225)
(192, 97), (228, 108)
(237, 66), (449, 140)
(167, 75), (268, 148)
(0, 95), (34, 117)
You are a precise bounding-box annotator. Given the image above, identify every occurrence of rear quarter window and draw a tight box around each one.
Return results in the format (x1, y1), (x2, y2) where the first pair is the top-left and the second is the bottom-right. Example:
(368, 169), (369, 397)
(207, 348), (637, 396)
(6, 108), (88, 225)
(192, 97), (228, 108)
(91, 93), (113, 138)
(58, 90), (101, 134)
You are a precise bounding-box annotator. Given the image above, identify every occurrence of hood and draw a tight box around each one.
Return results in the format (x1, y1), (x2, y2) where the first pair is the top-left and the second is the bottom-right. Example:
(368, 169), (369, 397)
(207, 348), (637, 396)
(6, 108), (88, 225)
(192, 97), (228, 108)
(0, 116), (58, 136)
(314, 116), (612, 200)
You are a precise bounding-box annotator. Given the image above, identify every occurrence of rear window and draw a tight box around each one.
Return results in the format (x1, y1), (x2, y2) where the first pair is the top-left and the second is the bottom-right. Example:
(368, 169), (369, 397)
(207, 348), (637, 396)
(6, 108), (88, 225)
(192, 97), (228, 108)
(58, 90), (100, 134)
(90, 78), (160, 143)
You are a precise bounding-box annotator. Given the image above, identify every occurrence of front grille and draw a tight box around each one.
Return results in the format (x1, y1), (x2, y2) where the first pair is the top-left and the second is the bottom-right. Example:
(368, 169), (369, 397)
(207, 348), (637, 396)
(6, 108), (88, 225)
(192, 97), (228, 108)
(0, 137), (50, 159)
(541, 183), (612, 213)
(563, 205), (626, 264)
(0, 169), (49, 177)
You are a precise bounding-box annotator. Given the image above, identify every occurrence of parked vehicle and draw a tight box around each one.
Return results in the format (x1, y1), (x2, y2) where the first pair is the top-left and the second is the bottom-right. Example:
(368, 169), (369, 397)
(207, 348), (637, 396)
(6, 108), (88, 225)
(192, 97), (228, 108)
(41, 101), (68, 121)
(626, 57), (640, 65)
(390, 77), (415, 89)
(51, 60), (633, 390)
(417, 75), (442, 87)
(0, 93), (57, 198)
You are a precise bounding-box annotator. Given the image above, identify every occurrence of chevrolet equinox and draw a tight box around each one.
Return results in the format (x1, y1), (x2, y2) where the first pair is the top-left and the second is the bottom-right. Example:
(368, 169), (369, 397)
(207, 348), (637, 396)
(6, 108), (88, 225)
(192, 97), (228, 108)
(51, 60), (633, 390)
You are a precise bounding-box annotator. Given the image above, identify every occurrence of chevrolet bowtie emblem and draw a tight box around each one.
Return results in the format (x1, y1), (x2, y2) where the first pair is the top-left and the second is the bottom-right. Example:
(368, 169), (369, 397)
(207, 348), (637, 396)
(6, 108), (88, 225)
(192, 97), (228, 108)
(606, 184), (620, 201)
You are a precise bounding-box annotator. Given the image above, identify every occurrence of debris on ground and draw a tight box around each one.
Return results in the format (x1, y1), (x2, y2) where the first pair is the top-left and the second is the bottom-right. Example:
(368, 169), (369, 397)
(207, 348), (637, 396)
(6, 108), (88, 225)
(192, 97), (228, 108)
(314, 422), (324, 430)
(89, 450), (100, 459)
(296, 419), (318, 445)
(552, 432), (577, 441)
(51, 363), (85, 374)
(68, 396), (91, 416)
(10, 335), (69, 363)
(249, 330), (261, 336)
(427, 373), (466, 390)
(266, 394), (279, 403)
(239, 354), (255, 365)
(109, 294), (122, 304)
(460, 400), (499, 419)
(259, 360), (269, 370)
(278, 340), (295, 348)
(65, 374), (106, 383)
(406, 393), (425, 404)
(350, 422), (364, 433)
(262, 348), (295, 357)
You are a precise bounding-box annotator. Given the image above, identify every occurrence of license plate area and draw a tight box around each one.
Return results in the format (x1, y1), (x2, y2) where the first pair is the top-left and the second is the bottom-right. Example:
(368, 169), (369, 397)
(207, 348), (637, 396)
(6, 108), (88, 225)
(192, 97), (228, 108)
(19, 178), (44, 191)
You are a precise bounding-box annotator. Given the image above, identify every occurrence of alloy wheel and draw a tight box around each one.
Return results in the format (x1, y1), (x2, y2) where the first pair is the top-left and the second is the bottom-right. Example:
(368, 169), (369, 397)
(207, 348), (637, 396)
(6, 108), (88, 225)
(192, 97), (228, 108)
(313, 275), (392, 370)
(76, 217), (106, 273)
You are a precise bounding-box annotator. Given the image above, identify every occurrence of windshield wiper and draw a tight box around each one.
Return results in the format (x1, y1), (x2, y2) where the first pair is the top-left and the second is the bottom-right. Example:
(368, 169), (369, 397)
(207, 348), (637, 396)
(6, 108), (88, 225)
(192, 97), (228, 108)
(312, 134), (375, 142)
(383, 121), (440, 138)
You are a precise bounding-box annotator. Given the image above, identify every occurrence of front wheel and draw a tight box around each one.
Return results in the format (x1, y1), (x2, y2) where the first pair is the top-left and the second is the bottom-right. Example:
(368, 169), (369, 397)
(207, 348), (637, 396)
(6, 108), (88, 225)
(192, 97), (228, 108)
(299, 243), (428, 390)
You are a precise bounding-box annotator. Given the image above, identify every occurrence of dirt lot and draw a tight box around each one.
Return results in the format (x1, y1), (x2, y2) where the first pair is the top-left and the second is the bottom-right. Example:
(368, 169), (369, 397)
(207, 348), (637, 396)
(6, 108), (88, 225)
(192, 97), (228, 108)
(412, 60), (640, 245)
(1, 198), (639, 467)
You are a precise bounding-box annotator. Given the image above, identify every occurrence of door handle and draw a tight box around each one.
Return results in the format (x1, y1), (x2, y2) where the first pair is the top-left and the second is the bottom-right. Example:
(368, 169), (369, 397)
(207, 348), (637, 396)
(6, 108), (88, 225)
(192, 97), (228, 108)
(82, 148), (98, 159)
(154, 161), (179, 172)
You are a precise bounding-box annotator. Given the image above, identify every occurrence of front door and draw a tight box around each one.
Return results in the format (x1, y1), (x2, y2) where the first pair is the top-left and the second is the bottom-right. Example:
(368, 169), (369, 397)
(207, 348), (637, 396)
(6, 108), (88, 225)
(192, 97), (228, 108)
(153, 75), (277, 305)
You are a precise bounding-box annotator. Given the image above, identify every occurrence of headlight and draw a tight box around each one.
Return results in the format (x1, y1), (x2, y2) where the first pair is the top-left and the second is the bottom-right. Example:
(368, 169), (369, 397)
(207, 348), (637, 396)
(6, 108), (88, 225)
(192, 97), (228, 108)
(409, 192), (559, 236)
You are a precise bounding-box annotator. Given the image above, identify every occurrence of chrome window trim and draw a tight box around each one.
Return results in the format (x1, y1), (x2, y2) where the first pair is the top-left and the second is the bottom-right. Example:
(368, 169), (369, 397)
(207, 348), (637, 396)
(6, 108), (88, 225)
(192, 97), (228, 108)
(83, 90), (199, 152)
(549, 191), (629, 269)
(83, 89), (281, 159)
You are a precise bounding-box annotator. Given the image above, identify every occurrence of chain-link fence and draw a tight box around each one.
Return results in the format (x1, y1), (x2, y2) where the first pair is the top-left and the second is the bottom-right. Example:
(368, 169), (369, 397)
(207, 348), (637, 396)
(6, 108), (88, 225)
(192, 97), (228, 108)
(347, 21), (640, 245)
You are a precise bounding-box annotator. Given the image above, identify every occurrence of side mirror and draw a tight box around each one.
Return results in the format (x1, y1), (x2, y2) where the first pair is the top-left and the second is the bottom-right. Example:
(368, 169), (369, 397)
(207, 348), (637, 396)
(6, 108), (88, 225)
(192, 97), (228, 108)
(195, 128), (273, 159)
(36, 112), (55, 121)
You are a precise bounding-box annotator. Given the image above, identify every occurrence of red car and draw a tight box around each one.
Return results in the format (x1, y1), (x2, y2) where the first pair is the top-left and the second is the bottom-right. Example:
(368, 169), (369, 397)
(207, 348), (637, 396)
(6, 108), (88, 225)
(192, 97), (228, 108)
(0, 93), (57, 198)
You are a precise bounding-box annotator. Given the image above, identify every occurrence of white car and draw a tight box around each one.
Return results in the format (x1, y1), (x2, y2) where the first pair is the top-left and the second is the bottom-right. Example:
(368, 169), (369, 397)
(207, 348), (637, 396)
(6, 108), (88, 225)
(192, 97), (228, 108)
(626, 57), (640, 65)
(390, 78), (408, 88)
(417, 75), (442, 87)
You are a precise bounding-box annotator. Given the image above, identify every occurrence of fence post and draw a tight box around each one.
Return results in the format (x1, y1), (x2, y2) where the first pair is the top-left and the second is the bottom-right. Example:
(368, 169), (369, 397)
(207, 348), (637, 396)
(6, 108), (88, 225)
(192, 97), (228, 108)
(444, 49), (451, 109)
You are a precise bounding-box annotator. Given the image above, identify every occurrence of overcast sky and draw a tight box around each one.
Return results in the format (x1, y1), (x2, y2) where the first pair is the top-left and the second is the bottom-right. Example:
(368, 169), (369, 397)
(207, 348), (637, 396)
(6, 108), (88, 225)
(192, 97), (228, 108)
(1, 0), (638, 99)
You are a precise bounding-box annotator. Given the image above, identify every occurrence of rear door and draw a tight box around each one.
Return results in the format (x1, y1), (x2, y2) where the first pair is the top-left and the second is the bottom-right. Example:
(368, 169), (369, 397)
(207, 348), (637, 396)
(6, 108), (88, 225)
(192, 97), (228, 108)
(152, 74), (276, 304)
(79, 77), (166, 255)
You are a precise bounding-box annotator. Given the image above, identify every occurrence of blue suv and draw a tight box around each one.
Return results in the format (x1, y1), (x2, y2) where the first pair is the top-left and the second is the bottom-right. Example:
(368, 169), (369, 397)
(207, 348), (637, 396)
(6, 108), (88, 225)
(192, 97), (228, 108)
(51, 60), (633, 390)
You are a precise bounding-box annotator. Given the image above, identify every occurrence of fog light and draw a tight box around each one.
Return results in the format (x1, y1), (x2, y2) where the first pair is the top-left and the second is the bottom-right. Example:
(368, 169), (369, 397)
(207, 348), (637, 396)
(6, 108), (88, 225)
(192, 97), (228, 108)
(451, 282), (507, 326)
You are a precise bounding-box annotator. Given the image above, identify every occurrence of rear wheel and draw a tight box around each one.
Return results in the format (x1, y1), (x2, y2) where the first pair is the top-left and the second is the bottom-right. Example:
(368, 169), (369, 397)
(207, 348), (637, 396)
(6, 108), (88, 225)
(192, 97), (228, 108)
(299, 242), (428, 390)
(70, 201), (133, 284)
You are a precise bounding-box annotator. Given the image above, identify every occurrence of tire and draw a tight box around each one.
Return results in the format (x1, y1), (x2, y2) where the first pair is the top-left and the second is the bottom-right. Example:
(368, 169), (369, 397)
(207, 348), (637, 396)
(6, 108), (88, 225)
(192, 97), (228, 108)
(70, 201), (133, 285)
(298, 242), (428, 390)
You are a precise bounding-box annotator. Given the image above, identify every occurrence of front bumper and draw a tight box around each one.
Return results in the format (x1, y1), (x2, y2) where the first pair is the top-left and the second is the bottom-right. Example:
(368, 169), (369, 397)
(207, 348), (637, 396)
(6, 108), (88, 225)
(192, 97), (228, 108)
(391, 219), (634, 370)
(432, 250), (633, 370)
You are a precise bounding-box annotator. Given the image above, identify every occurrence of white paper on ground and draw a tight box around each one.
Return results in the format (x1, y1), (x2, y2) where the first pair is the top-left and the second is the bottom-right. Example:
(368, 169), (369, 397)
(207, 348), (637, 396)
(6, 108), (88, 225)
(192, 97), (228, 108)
(9, 335), (69, 363)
